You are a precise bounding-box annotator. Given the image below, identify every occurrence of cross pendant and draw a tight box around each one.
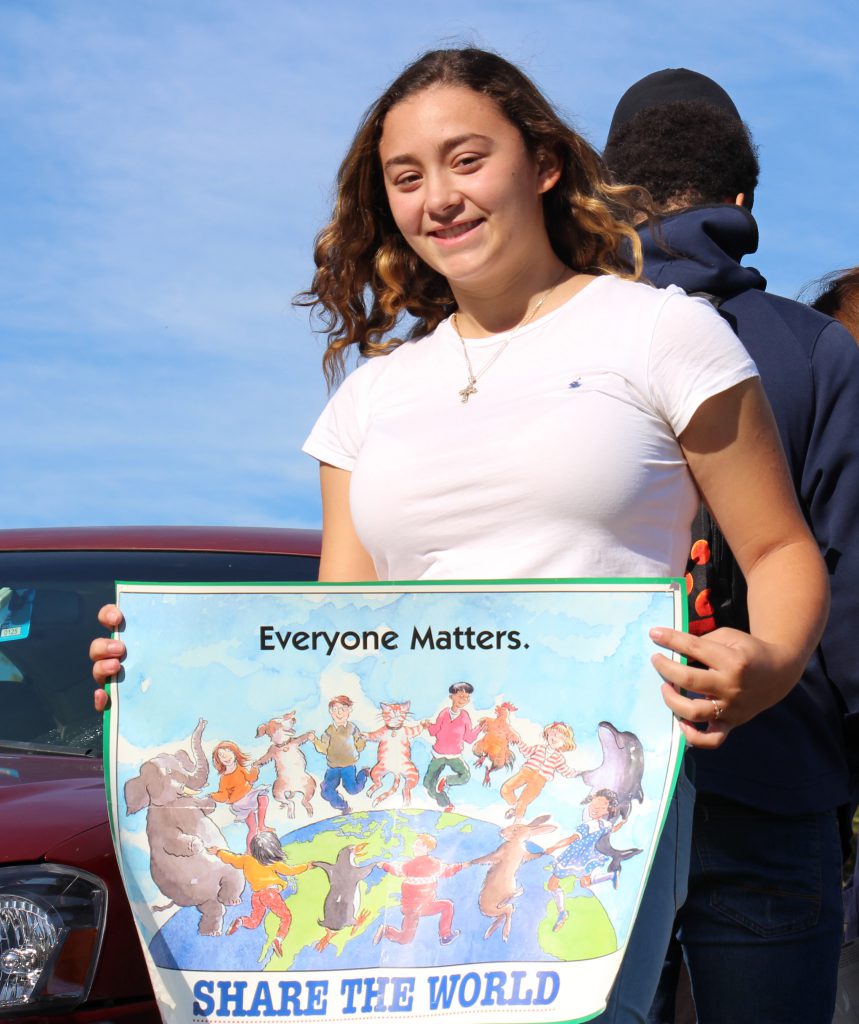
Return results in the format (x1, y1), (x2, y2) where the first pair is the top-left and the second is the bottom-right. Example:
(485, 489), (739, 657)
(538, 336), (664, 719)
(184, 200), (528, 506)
(459, 379), (478, 403)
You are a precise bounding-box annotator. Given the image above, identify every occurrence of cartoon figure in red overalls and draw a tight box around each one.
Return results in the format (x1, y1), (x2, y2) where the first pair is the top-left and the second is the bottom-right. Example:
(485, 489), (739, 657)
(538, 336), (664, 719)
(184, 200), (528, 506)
(373, 833), (468, 946)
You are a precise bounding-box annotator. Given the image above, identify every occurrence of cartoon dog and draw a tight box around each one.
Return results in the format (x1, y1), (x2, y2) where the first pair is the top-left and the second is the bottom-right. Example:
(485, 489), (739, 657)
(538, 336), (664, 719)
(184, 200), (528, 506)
(254, 711), (316, 819)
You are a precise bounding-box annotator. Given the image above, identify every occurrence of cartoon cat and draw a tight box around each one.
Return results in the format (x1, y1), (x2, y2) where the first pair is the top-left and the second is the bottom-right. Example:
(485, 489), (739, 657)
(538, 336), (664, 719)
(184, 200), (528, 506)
(364, 701), (424, 807)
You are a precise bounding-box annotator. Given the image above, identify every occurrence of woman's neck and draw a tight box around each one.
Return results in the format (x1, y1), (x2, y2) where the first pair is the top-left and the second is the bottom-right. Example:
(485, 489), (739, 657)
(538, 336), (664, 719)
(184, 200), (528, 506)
(450, 259), (588, 338)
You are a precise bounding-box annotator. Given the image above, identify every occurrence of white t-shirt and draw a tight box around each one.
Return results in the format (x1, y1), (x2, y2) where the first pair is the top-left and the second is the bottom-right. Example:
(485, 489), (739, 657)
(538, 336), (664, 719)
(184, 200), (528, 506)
(303, 275), (758, 582)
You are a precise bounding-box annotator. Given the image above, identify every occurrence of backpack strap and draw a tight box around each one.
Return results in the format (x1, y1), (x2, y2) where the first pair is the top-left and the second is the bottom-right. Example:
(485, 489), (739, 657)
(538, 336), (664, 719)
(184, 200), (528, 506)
(683, 292), (749, 638)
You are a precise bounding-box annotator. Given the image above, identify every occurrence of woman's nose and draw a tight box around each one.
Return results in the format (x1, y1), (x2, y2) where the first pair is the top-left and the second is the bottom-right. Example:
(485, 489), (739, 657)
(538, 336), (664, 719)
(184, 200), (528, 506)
(424, 173), (464, 217)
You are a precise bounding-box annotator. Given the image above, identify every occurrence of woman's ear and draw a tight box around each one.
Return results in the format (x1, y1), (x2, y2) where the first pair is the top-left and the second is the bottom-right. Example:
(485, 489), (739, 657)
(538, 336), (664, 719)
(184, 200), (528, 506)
(536, 148), (562, 194)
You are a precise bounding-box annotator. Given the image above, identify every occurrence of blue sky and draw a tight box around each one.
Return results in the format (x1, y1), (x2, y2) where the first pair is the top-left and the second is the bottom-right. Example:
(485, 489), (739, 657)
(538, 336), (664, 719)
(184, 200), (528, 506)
(2, 1), (857, 529)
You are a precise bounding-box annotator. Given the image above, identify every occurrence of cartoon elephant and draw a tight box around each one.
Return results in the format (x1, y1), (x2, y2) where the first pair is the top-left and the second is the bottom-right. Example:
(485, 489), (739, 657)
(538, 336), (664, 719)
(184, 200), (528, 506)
(124, 717), (243, 935)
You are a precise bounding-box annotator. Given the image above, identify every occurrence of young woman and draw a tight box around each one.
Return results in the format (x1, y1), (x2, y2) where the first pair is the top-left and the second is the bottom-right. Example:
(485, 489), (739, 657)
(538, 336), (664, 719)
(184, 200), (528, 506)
(92, 48), (828, 1023)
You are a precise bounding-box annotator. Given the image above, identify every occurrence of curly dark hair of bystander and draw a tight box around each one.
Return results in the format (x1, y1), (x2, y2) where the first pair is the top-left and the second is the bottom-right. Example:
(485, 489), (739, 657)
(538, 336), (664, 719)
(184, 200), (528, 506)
(603, 100), (760, 213)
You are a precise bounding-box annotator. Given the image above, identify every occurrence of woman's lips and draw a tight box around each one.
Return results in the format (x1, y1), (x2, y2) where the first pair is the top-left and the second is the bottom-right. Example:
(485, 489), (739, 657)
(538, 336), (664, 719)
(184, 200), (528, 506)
(428, 218), (484, 243)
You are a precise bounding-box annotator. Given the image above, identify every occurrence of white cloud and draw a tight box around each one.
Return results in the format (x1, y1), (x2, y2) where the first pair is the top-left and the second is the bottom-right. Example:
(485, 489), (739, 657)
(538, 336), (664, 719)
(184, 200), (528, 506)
(175, 640), (260, 679)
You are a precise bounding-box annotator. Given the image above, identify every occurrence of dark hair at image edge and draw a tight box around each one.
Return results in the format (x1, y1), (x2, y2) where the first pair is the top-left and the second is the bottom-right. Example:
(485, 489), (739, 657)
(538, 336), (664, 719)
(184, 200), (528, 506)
(808, 267), (859, 332)
(295, 47), (652, 386)
(604, 100), (759, 211)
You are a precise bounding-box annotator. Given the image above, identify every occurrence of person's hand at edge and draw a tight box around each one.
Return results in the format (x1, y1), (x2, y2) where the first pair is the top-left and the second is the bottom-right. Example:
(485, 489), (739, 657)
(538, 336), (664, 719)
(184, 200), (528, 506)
(89, 603), (125, 712)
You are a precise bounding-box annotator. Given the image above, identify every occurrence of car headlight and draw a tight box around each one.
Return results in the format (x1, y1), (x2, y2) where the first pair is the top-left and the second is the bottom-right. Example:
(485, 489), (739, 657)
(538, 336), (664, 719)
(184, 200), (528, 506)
(0, 864), (106, 1013)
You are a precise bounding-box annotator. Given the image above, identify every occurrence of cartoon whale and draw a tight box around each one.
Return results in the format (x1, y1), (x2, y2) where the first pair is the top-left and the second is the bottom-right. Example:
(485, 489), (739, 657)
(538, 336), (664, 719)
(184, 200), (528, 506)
(595, 831), (643, 876)
(579, 721), (644, 821)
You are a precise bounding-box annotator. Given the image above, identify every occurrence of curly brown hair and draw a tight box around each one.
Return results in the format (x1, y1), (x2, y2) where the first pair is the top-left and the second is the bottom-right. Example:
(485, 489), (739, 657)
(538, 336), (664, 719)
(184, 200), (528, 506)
(295, 47), (651, 386)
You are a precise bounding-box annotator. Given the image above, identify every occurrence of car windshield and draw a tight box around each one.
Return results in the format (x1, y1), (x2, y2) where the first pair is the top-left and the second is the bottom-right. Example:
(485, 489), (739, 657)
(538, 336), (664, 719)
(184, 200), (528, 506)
(0, 549), (318, 756)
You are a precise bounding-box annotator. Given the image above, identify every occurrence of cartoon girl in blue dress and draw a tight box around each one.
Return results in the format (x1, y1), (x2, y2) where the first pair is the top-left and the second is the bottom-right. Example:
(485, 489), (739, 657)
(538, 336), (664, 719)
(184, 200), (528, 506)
(544, 788), (623, 931)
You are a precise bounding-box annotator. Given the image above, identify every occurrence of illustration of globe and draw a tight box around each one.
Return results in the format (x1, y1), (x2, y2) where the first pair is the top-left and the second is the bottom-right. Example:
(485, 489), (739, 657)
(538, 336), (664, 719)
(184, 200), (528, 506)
(149, 809), (618, 972)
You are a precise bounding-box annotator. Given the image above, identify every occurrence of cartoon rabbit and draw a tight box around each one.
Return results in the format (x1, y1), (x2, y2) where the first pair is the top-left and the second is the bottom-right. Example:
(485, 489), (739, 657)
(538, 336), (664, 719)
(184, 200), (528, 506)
(469, 814), (556, 941)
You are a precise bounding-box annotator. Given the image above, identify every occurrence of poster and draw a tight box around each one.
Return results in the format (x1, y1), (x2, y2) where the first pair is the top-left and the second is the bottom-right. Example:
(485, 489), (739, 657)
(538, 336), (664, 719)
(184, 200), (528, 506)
(105, 580), (685, 1024)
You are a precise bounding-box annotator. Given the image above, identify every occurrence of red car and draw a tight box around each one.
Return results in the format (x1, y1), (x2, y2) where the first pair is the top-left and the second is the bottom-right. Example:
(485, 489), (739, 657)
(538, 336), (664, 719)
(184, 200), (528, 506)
(0, 526), (320, 1022)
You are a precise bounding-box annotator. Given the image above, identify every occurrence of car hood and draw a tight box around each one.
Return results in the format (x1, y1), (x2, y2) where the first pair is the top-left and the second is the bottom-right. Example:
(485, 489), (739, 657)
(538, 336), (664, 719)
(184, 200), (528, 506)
(0, 752), (108, 862)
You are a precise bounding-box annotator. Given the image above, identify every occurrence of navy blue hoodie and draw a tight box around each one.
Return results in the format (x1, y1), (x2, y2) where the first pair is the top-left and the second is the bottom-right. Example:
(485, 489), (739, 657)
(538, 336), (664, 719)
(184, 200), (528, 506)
(641, 204), (859, 815)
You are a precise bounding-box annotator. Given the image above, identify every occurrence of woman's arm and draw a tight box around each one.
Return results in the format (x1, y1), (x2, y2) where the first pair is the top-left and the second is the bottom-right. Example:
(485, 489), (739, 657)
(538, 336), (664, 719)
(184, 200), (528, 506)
(652, 378), (829, 749)
(318, 463), (378, 583)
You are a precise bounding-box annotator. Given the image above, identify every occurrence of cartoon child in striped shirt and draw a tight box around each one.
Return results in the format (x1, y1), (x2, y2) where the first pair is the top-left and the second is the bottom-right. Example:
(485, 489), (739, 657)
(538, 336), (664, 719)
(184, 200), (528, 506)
(500, 721), (576, 822)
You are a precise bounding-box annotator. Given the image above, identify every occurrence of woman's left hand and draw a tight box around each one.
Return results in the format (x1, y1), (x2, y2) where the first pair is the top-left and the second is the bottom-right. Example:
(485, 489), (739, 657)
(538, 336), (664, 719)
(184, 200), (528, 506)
(649, 625), (797, 749)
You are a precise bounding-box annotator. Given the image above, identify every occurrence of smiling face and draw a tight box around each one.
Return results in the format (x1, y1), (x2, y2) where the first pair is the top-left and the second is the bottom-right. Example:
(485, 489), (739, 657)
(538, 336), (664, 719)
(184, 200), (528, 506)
(450, 688), (471, 711)
(215, 745), (236, 770)
(588, 795), (612, 820)
(330, 701), (352, 726)
(546, 725), (566, 750)
(378, 85), (560, 298)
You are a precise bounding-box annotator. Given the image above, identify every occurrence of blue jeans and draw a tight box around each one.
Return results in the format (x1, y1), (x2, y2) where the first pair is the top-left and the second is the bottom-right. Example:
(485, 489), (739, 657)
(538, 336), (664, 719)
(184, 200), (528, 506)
(320, 765), (367, 811)
(590, 763), (695, 1023)
(648, 796), (843, 1024)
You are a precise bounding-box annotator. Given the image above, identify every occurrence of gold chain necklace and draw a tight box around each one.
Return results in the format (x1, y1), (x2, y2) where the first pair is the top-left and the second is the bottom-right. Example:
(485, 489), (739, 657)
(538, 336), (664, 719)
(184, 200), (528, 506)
(452, 268), (568, 403)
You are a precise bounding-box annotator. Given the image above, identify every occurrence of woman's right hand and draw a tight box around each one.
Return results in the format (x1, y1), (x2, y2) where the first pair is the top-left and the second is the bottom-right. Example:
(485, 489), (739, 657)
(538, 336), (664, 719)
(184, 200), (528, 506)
(89, 604), (126, 712)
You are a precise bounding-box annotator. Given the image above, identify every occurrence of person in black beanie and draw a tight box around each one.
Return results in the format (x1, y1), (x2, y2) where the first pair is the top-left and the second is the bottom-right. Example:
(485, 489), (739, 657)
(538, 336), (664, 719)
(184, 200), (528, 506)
(604, 69), (859, 1024)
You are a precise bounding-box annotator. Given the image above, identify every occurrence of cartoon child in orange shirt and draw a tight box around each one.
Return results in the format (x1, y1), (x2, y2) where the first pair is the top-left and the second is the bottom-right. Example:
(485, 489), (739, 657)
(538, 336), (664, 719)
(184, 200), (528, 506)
(210, 831), (310, 958)
(210, 740), (270, 851)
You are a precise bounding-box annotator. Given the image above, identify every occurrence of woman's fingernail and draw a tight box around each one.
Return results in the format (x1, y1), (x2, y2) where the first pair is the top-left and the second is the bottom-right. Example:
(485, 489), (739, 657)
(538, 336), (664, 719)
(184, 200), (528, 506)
(650, 628), (664, 640)
(107, 641), (123, 654)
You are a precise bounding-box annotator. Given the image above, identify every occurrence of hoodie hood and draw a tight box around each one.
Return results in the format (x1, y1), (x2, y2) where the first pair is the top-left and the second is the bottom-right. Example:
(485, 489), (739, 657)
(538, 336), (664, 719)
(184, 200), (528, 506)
(639, 203), (767, 299)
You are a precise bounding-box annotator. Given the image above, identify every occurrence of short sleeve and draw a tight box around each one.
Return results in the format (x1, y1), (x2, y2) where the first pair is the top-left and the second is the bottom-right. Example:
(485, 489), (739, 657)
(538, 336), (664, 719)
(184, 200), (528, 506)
(647, 289), (759, 436)
(302, 361), (376, 471)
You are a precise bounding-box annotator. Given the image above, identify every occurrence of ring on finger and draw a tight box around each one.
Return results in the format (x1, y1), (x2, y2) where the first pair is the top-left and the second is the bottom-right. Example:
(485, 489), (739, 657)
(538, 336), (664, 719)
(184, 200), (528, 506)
(710, 698), (724, 721)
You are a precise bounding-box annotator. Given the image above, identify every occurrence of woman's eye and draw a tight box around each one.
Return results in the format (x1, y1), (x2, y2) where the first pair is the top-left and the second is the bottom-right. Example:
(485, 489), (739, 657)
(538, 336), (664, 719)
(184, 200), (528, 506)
(394, 172), (421, 189)
(454, 154), (483, 170)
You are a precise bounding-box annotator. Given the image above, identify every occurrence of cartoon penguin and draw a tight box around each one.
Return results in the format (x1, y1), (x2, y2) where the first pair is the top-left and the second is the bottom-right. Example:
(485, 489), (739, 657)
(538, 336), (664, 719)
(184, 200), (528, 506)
(312, 843), (373, 951)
